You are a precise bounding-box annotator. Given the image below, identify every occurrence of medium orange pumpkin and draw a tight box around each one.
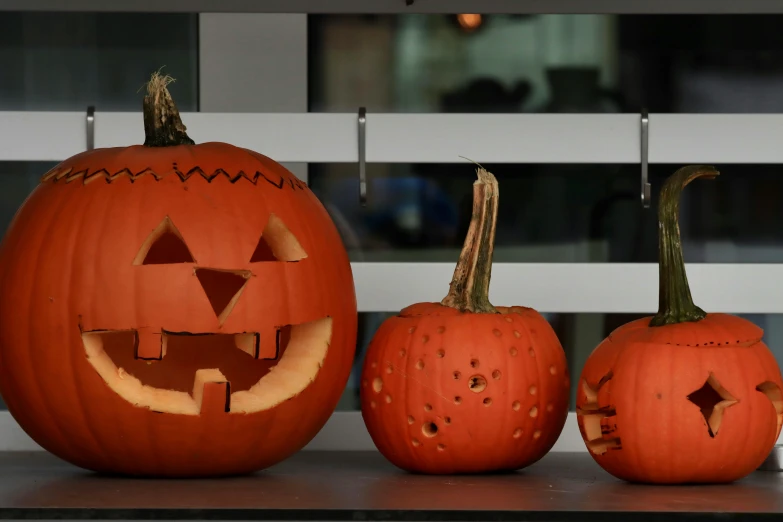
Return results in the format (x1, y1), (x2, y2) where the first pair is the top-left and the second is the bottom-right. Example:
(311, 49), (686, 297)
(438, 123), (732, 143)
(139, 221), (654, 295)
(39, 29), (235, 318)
(576, 165), (783, 484)
(360, 167), (569, 474)
(0, 73), (357, 477)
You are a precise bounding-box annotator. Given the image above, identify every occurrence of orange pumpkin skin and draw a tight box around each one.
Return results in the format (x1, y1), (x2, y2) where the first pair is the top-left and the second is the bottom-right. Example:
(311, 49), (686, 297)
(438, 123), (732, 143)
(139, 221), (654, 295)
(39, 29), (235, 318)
(576, 166), (783, 484)
(361, 303), (569, 474)
(360, 166), (569, 475)
(0, 142), (357, 476)
(577, 314), (783, 484)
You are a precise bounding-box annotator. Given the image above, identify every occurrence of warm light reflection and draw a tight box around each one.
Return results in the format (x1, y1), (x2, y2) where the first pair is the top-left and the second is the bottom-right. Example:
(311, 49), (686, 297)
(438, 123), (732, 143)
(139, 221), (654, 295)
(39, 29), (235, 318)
(457, 13), (482, 31)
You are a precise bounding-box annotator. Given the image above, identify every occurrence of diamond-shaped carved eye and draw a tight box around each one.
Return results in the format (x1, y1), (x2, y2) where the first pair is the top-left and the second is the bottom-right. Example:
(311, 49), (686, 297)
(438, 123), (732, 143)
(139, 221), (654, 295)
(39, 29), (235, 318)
(133, 216), (195, 265)
(687, 373), (738, 437)
(250, 214), (307, 262)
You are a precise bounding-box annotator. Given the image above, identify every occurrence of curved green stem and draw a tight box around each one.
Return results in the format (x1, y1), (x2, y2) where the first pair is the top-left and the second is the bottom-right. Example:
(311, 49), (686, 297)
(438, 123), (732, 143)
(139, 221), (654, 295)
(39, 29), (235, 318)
(142, 70), (195, 147)
(441, 167), (499, 314)
(650, 165), (719, 327)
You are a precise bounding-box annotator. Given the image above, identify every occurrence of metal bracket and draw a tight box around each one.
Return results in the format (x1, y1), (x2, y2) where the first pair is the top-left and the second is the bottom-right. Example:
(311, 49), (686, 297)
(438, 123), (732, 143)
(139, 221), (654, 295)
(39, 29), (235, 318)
(86, 106), (95, 151)
(640, 108), (650, 208)
(358, 107), (367, 207)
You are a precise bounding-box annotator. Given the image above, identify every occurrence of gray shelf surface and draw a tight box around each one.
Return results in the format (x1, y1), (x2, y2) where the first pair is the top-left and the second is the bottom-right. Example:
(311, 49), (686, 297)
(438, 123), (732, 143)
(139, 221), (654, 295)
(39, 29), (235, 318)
(0, 451), (781, 521)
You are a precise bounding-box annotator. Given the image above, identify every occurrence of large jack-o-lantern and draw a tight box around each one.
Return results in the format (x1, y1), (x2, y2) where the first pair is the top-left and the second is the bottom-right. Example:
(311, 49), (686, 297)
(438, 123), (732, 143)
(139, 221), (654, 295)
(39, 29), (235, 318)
(576, 166), (783, 484)
(0, 73), (357, 477)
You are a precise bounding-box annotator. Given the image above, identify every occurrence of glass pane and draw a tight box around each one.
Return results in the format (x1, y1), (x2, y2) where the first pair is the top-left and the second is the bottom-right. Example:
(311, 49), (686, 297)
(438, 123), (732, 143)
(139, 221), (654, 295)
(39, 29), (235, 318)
(0, 12), (199, 111)
(0, 11), (198, 411)
(310, 163), (783, 263)
(309, 14), (783, 114)
(336, 312), (783, 411)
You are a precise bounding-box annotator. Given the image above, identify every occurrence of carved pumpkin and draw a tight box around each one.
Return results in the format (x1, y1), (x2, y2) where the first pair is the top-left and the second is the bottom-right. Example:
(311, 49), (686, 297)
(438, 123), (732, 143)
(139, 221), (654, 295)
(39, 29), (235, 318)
(360, 168), (569, 474)
(577, 166), (783, 484)
(0, 73), (357, 477)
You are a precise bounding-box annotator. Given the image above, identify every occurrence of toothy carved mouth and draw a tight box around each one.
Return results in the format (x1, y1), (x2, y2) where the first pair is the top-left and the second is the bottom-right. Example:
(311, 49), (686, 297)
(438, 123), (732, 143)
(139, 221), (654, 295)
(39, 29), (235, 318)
(82, 318), (331, 415)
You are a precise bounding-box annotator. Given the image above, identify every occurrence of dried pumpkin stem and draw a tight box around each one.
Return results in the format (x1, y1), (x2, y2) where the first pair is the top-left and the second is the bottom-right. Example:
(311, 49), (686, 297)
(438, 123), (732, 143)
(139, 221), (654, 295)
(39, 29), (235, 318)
(441, 167), (499, 314)
(650, 165), (718, 327)
(142, 70), (195, 147)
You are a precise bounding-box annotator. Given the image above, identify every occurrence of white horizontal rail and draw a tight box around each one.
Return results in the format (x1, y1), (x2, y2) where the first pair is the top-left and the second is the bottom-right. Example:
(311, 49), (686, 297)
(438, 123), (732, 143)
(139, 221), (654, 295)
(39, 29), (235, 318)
(5, 112), (783, 164)
(3, 0), (783, 14)
(352, 263), (783, 314)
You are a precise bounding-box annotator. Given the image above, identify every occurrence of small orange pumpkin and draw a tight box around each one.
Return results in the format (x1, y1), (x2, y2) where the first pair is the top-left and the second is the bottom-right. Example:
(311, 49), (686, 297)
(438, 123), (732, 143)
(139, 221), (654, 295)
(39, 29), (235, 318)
(360, 167), (569, 474)
(576, 166), (783, 484)
(0, 73), (357, 477)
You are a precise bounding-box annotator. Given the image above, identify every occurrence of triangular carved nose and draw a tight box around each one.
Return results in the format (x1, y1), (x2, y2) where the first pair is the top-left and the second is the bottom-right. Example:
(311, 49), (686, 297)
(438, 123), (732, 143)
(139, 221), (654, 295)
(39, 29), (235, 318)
(195, 268), (250, 324)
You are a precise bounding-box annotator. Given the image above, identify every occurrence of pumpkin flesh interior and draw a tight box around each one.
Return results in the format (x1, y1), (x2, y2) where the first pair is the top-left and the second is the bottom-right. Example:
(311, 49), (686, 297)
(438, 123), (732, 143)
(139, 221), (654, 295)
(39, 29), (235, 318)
(82, 317), (331, 415)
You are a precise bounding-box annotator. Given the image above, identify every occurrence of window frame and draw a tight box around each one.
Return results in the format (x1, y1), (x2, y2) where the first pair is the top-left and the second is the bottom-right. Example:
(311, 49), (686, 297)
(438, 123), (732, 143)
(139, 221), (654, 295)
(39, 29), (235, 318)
(1, 4), (782, 454)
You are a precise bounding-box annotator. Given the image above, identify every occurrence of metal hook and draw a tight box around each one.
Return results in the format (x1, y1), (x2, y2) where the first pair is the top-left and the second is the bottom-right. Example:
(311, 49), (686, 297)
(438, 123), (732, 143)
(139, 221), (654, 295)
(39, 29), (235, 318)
(640, 108), (651, 208)
(358, 107), (367, 206)
(86, 106), (95, 151)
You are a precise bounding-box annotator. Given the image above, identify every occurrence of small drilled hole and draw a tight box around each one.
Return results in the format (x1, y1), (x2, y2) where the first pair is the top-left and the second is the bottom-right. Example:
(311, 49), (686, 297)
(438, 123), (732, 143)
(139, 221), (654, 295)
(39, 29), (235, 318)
(422, 422), (438, 438)
(385, 365), (393, 374)
(424, 403), (432, 411)
(546, 403), (553, 412)
(483, 397), (492, 406)
(407, 415), (415, 424)
(453, 370), (461, 380)
(469, 375), (487, 393)
(422, 335), (430, 343)
(529, 385), (537, 395)
(493, 328), (502, 337)
(513, 428), (523, 438)
(437, 326), (445, 334)
(529, 348), (536, 357)
(510, 347), (518, 356)
(437, 443), (446, 451)
(492, 370), (501, 380)
(436, 349), (445, 358)
(444, 416), (452, 424)
(416, 360), (424, 370)
(470, 359), (480, 368)
(512, 400), (521, 411)
(399, 349), (406, 357)
(370, 400), (377, 409)
(385, 394), (392, 404)
(505, 316), (513, 323)
(408, 327), (416, 334)
(454, 396), (462, 404)
(412, 438), (421, 447)
(550, 365), (556, 375)
(513, 330), (521, 338)
(533, 430), (541, 439)
(529, 406), (538, 417)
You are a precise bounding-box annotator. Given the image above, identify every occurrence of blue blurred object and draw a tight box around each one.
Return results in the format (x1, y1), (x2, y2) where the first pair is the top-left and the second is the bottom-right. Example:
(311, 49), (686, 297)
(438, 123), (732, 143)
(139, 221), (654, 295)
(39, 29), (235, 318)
(327, 174), (460, 249)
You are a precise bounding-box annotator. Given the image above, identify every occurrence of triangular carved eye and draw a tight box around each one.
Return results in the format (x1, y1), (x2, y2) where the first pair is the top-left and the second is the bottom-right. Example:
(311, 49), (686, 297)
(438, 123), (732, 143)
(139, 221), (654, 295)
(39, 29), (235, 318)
(133, 216), (195, 265)
(250, 214), (307, 262)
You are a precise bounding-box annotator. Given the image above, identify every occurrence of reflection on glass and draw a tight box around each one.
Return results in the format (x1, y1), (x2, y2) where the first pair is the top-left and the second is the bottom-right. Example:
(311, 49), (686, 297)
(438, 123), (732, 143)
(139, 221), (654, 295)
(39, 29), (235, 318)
(0, 12), (199, 111)
(309, 14), (783, 114)
(311, 164), (783, 264)
(308, 13), (783, 266)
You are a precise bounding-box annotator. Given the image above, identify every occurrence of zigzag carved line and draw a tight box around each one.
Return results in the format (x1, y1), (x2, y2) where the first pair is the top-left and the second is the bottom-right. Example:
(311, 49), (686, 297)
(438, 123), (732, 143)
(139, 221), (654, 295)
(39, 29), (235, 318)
(41, 166), (308, 190)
